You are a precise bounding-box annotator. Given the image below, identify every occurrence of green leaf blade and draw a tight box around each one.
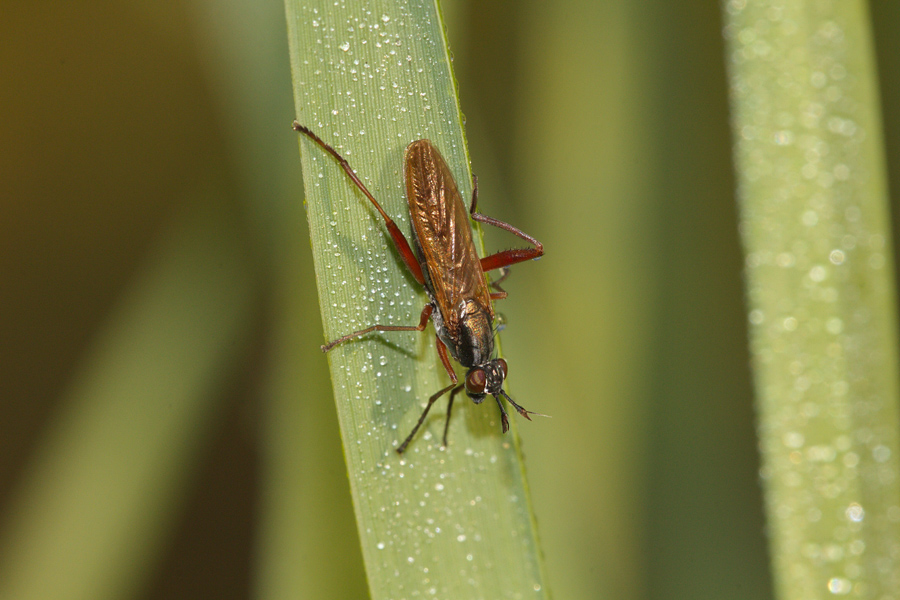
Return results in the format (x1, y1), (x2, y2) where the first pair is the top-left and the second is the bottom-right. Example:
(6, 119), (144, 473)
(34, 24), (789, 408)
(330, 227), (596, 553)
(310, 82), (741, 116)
(284, 1), (548, 598)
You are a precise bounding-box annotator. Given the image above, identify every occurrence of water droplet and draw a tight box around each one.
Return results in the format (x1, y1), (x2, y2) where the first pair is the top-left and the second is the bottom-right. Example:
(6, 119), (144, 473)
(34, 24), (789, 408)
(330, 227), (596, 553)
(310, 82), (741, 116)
(776, 252), (795, 267)
(783, 431), (805, 448)
(802, 210), (819, 227)
(828, 577), (851, 594)
(340, 41), (350, 52)
(809, 265), (827, 282)
(825, 318), (843, 334)
(773, 130), (793, 145)
(869, 253), (885, 269)
(846, 503), (864, 522)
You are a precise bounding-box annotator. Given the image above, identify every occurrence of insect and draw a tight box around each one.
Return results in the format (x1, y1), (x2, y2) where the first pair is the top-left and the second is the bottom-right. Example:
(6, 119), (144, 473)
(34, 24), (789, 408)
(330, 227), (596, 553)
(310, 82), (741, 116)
(294, 121), (544, 453)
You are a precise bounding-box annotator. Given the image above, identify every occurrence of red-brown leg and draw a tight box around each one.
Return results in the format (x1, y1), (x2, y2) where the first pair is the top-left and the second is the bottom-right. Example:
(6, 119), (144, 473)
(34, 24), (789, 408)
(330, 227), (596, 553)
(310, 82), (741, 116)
(294, 122), (425, 285)
(321, 304), (433, 352)
(434, 335), (458, 384)
(477, 213), (544, 272)
(467, 174), (544, 273)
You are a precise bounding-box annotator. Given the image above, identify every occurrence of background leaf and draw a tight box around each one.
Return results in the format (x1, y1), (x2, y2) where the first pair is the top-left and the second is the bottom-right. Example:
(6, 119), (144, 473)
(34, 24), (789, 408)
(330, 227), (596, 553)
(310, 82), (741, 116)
(724, 1), (900, 597)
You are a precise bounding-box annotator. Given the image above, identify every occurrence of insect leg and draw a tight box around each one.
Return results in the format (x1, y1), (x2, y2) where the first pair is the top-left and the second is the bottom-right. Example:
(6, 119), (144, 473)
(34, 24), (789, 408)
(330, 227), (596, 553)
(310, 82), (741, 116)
(442, 385), (466, 448)
(492, 394), (510, 434)
(499, 390), (549, 421)
(469, 174), (481, 214)
(466, 173), (544, 273)
(476, 213), (544, 273)
(293, 122), (425, 285)
(491, 266), (510, 289)
(434, 334), (458, 383)
(396, 382), (455, 454)
(321, 304), (433, 352)
(396, 337), (459, 453)
(489, 266), (510, 300)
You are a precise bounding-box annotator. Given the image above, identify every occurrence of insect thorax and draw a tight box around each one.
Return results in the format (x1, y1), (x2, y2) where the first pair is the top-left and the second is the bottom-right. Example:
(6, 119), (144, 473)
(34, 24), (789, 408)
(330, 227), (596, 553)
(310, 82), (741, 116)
(440, 298), (493, 368)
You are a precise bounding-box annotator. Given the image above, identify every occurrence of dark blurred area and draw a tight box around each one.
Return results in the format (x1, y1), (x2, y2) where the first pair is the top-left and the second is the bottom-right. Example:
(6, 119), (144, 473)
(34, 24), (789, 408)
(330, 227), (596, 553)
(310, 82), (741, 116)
(1, 1), (898, 599)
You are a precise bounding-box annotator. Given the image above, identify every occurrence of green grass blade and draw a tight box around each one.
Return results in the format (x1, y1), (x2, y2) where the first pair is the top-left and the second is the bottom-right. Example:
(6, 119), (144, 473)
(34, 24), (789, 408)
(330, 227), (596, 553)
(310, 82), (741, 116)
(284, 1), (548, 598)
(724, 1), (900, 596)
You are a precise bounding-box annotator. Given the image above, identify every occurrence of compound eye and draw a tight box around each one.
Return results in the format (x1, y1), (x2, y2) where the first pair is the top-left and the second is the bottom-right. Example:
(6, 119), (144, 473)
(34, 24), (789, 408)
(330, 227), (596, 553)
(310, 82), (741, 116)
(496, 358), (508, 379)
(466, 368), (487, 395)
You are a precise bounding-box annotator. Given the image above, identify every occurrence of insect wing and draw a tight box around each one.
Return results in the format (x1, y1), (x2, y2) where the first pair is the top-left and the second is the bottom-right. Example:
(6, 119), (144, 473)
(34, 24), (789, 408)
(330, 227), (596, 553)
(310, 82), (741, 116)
(404, 140), (492, 335)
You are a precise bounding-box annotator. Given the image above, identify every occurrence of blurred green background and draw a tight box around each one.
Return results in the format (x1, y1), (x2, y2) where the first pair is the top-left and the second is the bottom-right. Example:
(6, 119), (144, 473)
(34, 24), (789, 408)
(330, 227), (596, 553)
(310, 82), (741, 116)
(2, 1), (899, 599)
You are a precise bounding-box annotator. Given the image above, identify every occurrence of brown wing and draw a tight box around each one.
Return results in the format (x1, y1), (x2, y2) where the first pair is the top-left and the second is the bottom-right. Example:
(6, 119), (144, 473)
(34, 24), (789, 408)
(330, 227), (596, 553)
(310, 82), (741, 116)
(404, 140), (492, 337)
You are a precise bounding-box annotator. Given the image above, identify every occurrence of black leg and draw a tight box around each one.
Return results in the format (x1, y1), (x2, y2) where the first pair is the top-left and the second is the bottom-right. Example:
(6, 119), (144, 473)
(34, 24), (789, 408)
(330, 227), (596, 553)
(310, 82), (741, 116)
(397, 383), (456, 454)
(442, 385), (466, 447)
(493, 394), (510, 433)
